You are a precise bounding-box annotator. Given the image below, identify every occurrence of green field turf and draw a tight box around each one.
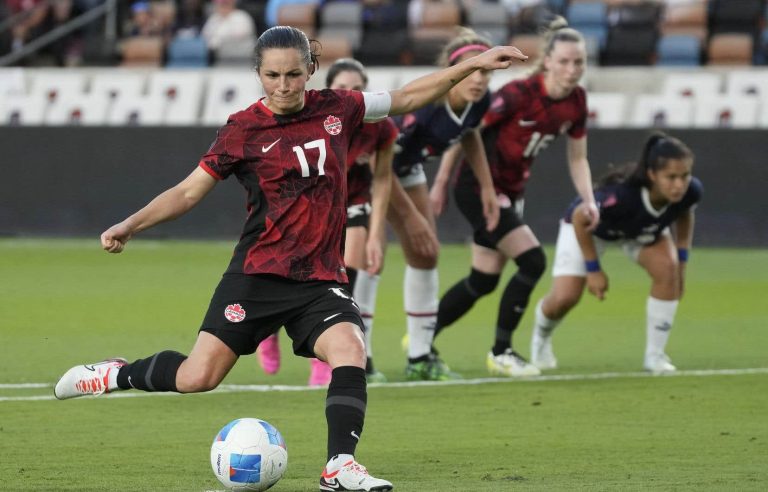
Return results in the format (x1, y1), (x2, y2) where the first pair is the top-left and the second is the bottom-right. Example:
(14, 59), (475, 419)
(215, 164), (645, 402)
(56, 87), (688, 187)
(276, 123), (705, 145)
(1, 239), (766, 491)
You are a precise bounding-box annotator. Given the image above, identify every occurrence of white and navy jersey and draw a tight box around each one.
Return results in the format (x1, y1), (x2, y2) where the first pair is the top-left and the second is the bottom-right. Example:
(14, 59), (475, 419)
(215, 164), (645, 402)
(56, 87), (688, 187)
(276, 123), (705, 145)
(564, 177), (703, 244)
(391, 92), (491, 178)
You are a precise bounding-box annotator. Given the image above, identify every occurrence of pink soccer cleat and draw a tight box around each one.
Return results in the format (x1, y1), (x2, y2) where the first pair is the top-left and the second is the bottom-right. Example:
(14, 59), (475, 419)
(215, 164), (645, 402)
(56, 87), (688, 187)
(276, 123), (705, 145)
(257, 334), (281, 375)
(308, 358), (332, 387)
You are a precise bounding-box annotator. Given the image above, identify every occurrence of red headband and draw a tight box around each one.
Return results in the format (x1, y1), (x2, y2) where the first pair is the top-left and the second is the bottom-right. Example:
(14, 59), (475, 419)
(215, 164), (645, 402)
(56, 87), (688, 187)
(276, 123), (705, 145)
(448, 44), (490, 64)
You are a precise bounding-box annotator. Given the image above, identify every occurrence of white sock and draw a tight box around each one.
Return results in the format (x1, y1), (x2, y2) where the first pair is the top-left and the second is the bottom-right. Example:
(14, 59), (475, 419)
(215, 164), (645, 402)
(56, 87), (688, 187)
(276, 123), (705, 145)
(645, 297), (678, 358)
(327, 453), (354, 470)
(353, 271), (380, 358)
(404, 266), (438, 359)
(107, 365), (121, 391)
(534, 299), (560, 337)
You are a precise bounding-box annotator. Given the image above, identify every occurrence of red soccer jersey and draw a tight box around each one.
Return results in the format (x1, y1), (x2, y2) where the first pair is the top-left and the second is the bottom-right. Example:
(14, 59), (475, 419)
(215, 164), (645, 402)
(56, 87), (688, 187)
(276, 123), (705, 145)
(458, 73), (587, 198)
(199, 89), (367, 282)
(346, 117), (398, 207)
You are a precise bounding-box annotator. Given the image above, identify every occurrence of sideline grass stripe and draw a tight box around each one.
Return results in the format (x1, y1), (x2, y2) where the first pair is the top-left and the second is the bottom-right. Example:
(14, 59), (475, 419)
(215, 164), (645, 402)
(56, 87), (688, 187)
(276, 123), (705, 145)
(2, 367), (766, 402)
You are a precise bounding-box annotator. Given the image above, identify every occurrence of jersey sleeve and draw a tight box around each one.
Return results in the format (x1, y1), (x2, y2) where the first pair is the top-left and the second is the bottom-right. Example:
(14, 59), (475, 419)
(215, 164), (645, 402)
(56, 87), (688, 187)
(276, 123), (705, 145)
(483, 84), (518, 128)
(568, 88), (588, 139)
(683, 176), (704, 208)
(594, 184), (627, 222)
(198, 120), (247, 180)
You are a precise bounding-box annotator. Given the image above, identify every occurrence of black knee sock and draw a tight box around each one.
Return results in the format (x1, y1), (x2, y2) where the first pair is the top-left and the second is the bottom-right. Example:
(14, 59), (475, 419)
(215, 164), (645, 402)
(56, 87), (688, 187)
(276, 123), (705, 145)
(326, 366), (367, 461)
(116, 351), (187, 392)
(435, 269), (499, 338)
(346, 267), (358, 292)
(493, 248), (546, 355)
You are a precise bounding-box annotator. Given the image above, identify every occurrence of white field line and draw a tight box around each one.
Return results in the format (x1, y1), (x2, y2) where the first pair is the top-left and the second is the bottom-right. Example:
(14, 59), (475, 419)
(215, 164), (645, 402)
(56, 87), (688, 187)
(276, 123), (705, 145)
(1, 367), (767, 403)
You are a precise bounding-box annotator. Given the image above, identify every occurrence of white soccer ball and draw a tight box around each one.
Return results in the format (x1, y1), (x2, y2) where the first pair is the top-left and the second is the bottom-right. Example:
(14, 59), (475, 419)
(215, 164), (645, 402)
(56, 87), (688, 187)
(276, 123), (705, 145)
(210, 418), (288, 491)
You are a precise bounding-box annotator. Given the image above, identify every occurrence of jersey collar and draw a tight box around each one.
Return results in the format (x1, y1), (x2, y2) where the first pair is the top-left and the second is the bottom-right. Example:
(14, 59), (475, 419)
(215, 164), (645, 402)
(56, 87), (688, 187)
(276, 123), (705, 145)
(443, 98), (474, 126)
(641, 187), (668, 217)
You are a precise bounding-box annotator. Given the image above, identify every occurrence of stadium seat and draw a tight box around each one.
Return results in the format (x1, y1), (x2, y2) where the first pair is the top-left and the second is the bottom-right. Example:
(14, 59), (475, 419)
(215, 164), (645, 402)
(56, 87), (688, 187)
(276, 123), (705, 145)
(120, 36), (165, 67)
(166, 36), (209, 68)
(29, 70), (87, 103)
(656, 34), (701, 66)
(692, 96), (759, 128)
(277, 3), (318, 38)
(89, 71), (146, 101)
(709, 0), (763, 35)
(202, 71), (263, 126)
(630, 95), (693, 128)
(315, 36), (353, 64)
(586, 92), (627, 128)
(660, 0), (707, 43)
(662, 73), (722, 98)
(567, 1), (608, 47)
(725, 70), (768, 98)
(707, 34), (754, 66)
(146, 71), (205, 125)
(0, 95), (46, 125)
(214, 39), (256, 68)
(0, 67), (26, 97)
(107, 96), (164, 126)
(45, 95), (110, 126)
(408, 2), (461, 65)
(319, 1), (364, 49)
(602, 1), (659, 66)
(466, 2), (509, 47)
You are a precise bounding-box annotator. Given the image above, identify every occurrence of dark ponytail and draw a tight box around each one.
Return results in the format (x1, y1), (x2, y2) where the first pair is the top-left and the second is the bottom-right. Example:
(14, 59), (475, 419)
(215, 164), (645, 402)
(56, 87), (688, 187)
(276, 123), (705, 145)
(598, 132), (694, 187)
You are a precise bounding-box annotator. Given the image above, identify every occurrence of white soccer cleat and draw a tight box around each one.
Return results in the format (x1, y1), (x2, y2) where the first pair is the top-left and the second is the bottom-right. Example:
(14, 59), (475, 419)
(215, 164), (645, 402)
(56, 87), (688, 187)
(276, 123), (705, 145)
(644, 353), (676, 375)
(319, 459), (393, 491)
(530, 329), (558, 370)
(54, 358), (127, 400)
(486, 349), (541, 377)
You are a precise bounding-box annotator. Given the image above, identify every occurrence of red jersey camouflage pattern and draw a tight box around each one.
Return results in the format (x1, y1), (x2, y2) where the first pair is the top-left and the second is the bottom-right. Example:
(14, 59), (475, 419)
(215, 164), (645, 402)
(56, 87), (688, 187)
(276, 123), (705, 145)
(457, 73), (587, 198)
(199, 89), (366, 282)
(346, 117), (398, 206)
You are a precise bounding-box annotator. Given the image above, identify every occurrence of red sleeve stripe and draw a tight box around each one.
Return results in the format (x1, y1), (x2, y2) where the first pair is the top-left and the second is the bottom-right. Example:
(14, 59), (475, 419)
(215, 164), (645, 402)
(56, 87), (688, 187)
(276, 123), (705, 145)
(198, 161), (223, 180)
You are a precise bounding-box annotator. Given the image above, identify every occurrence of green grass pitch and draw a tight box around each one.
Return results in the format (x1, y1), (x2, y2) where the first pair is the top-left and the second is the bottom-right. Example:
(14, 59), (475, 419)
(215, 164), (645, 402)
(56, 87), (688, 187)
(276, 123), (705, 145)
(1, 239), (766, 491)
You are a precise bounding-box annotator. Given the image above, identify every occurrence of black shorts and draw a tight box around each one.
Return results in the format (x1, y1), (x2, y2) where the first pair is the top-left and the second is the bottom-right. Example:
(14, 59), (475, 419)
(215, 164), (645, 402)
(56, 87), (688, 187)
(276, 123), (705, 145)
(346, 202), (371, 229)
(200, 273), (363, 357)
(454, 186), (524, 249)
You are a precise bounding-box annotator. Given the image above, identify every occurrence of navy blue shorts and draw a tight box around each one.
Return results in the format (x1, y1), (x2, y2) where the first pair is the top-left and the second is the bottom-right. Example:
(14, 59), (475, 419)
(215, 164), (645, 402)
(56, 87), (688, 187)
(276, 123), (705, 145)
(200, 273), (363, 357)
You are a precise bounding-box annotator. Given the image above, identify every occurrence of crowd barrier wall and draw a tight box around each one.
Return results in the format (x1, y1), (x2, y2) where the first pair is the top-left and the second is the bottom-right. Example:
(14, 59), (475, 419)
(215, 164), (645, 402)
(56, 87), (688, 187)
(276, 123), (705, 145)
(1, 127), (765, 247)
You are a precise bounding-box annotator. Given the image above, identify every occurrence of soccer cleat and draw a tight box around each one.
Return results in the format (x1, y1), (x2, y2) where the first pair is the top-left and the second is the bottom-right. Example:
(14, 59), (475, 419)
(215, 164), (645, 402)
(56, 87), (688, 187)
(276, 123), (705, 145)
(365, 370), (388, 384)
(319, 459), (393, 491)
(530, 329), (558, 370)
(308, 358), (332, 387)
(487, 349), (541, 377)
(644, 353), (676, 374)
(54, 358), (127, 400)
(257, 334), (281, 375)
(405, 354), (462, 381)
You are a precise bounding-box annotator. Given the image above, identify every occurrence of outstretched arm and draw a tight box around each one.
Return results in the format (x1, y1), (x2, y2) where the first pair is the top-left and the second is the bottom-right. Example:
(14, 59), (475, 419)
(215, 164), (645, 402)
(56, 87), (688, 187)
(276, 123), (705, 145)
(388, 46), (527, 116)
(567, 136), (599, 231)
(101, 167), (218, 253)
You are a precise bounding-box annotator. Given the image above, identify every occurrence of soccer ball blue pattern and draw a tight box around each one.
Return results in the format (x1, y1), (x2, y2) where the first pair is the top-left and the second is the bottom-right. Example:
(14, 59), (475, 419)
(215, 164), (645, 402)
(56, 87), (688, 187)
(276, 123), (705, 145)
(210, 418), (288, 491)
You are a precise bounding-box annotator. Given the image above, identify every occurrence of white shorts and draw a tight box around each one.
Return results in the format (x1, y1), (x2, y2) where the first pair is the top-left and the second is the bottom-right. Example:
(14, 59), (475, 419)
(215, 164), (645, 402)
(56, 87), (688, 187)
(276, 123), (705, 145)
(551, 221), (670, 277)
(397, 163), (427, 188)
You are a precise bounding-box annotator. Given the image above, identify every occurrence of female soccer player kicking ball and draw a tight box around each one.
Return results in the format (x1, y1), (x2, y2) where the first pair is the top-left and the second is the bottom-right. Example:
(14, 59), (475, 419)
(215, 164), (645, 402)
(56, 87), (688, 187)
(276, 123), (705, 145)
(530, 133), (701, 374)
(53, 26), (527, 492)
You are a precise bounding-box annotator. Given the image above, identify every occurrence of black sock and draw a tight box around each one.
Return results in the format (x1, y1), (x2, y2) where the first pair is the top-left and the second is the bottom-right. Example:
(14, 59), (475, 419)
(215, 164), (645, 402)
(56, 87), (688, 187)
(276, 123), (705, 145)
(493, 248), (546, 355)
(365, 357), (375, 374)
(326, 366), (367, 461)
(435, 269), (499, 338)
(116, 351), (187, 392)
(346, 267), (358, 292)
